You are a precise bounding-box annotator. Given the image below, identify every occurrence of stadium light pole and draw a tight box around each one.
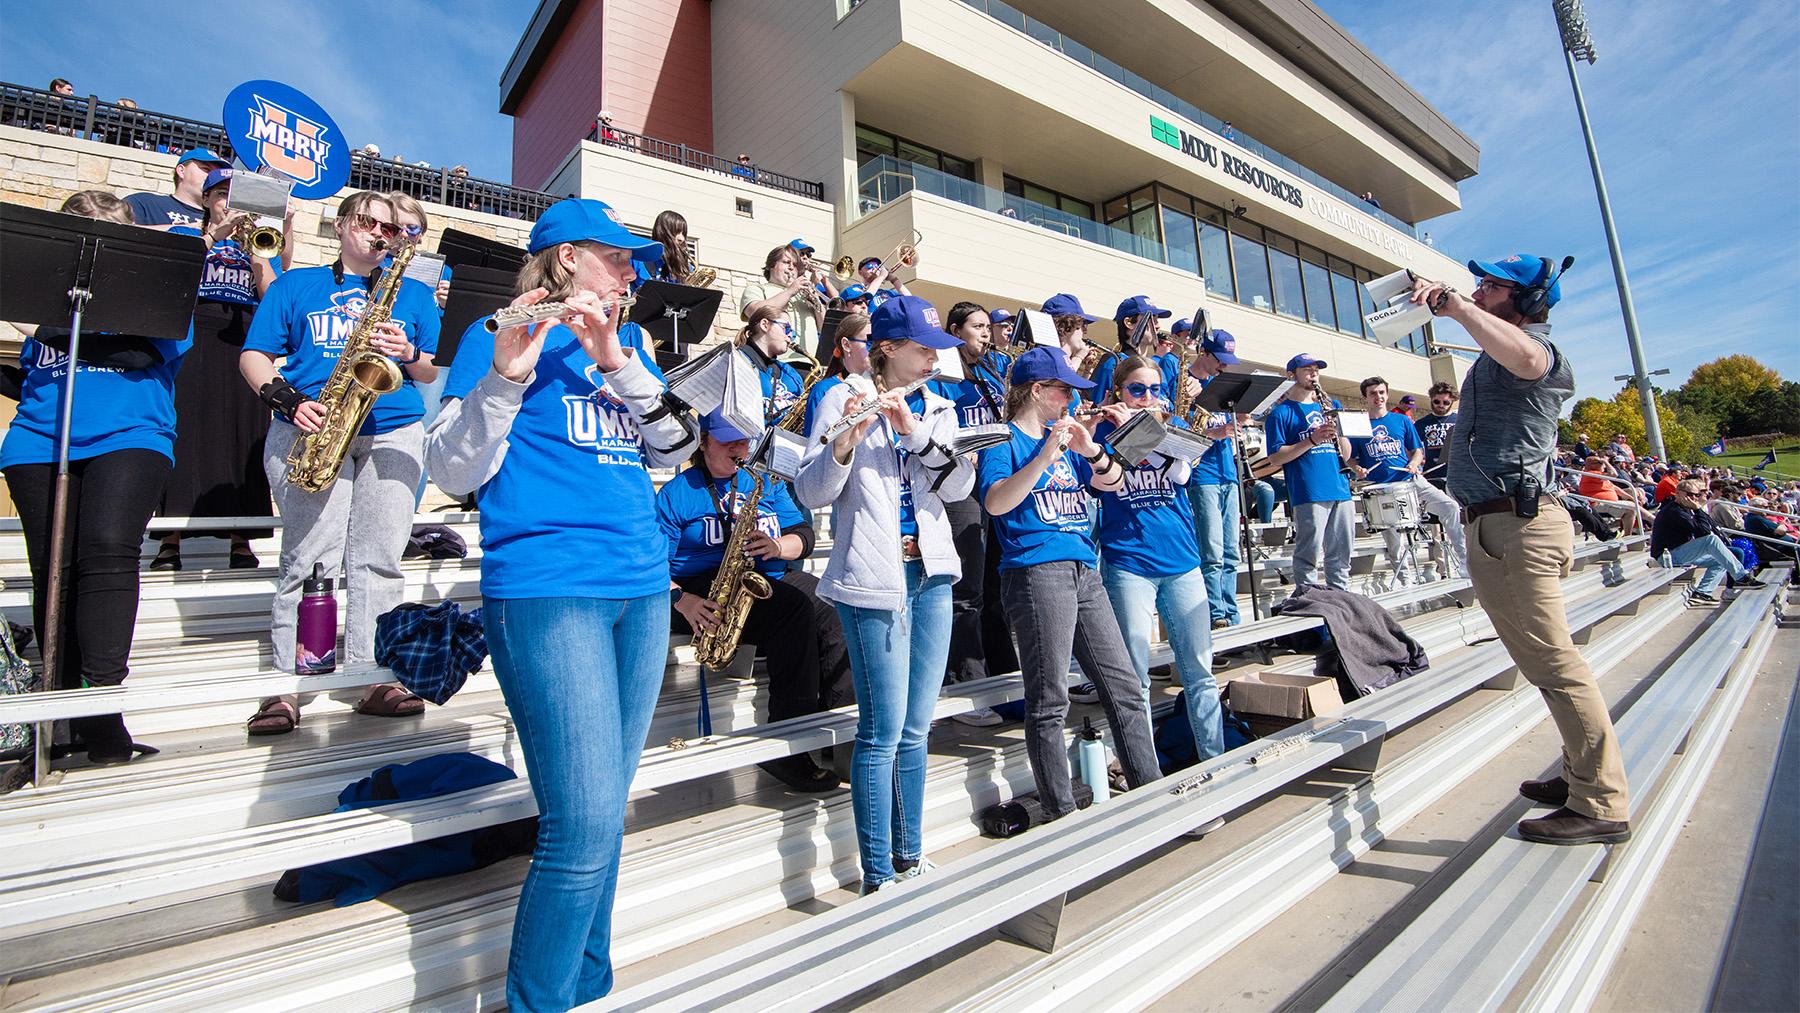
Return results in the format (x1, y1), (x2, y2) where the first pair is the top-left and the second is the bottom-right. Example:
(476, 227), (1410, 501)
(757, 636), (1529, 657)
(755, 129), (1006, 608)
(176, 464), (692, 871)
(1553, 0), (1665, 459)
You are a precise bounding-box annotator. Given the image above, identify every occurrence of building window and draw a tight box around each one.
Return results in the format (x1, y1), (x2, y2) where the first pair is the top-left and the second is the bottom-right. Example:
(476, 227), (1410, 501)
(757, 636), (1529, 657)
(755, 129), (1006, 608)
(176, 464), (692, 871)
(855, 124), (975, 180)
(1299, 244), (1336, 331)
(1161, 206), (1199, 275)
(1197, 205), (1234, 302)
(1268, 233), (1305, 320)
(1006, 175), (1094, 220)
(1328, 255), (1364, 339)
(1229, 221), (1274, 313)
(1356, 268), (1381, 343)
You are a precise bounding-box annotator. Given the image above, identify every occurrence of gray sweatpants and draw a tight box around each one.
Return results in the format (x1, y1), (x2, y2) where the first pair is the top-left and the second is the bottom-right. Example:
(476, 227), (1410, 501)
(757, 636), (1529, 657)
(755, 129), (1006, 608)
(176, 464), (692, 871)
(1000, 560), (1163, 819)
(264, 419), (424, 672)
(1291, 498), (1356, 590)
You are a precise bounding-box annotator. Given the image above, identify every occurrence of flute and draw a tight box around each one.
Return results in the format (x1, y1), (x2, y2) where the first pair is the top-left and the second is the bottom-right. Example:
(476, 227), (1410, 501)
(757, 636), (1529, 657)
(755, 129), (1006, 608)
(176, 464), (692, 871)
(485, 296), (636, 333)
(817, 370), (942, 443)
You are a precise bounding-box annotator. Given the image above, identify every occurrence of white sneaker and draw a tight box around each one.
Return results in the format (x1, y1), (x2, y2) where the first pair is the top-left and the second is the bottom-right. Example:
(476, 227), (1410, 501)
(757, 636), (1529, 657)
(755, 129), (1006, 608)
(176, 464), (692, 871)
(951, 706), (1004, 727)
(895, 858), (936, 881)
(1069, 683), (1101, 704)
(1183, 816), (1227, 839)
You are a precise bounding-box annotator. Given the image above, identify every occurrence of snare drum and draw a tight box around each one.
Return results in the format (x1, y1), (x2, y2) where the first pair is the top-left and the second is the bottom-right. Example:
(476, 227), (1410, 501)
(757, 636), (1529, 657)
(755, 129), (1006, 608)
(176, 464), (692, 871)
(1361, 481), (1422, 531)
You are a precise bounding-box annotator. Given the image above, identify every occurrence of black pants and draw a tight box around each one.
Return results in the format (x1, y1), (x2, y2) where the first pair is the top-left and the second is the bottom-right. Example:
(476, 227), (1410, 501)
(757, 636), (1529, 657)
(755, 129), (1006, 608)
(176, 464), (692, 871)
(672, 569), (821, 722)
(781, 569), (854, 711)
(5, 448), (169, 693)
(945, 495), (1020, 684)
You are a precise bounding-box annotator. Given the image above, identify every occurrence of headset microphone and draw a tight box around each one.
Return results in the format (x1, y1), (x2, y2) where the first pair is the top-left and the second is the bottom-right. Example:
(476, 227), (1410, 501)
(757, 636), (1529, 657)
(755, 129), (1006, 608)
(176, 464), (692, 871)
(1515, 255), (1575, 318)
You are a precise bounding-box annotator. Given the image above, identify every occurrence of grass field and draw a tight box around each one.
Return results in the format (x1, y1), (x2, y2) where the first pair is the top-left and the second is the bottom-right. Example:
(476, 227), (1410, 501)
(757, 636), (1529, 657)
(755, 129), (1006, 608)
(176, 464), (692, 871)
(1710, 446), (1800, 481)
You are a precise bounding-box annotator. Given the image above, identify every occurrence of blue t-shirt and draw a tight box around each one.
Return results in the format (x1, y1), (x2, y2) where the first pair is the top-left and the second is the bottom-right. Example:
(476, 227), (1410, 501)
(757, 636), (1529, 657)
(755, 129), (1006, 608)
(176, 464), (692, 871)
(895, 390), (925, 536)
(1093, 417), (1202, 577)
(1190, 375), (1238, 486)
(657, 465), (807, 579)
(801, 374), (845, 440)
(475, 322), (673, 599)
(869, 288), (900, 311)
(0, 330), (190, 468)
(196, 238), (268, 306)
(739, 346), (806, 426)
(929, 352), (1008, 429)
(243, 265), (442, 435)
(1264, 397), (1351, 504)
(124, 192), (204, 229)
(1352, 411), (1422, 484)
(442, 316), (496, 402)
(977, 423), (1097, 570)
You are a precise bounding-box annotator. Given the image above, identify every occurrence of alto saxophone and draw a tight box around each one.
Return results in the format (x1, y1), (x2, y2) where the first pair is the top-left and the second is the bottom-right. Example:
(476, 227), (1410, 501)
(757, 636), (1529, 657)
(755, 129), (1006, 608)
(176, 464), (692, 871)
(1171, 338), (1199, 421)
(775, 343), (829, 434)
(286, 241), (414, 492)
(692, 465), (774, 669)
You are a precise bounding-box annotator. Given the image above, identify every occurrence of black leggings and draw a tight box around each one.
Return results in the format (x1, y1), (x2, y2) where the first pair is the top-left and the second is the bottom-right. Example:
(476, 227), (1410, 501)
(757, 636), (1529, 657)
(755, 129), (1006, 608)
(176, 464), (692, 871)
(672, 570), (823, 722)
(4, 448), (169, 691)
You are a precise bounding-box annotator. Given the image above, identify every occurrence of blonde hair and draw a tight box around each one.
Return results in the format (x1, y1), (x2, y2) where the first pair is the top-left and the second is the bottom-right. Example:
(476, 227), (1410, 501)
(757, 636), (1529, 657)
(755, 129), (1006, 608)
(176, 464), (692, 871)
(60, 189), (134, 225)
(385, 191), (428, 234)
(335, 190), (392, 226)
(515, 241), (590, 299)
(736, 304), (784, 348)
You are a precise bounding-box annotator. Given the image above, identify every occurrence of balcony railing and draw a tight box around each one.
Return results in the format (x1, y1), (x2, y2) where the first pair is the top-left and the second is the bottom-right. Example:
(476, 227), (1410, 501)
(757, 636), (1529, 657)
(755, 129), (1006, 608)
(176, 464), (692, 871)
(955, 0), (1422, 238)
(1, 81), (557, 220)
(591, 125), (826, 202)
(858, 155), (1167, 263)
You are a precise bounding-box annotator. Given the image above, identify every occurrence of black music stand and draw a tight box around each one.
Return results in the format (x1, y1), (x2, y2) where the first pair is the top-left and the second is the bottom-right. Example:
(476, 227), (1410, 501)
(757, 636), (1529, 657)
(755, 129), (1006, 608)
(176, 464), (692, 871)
(631, 280), (722, 364)
(438, 264), (516, 367)
(0, 203), (206, 783)
(437, 228), (526, 272)
(1194, 371), (1291, 622)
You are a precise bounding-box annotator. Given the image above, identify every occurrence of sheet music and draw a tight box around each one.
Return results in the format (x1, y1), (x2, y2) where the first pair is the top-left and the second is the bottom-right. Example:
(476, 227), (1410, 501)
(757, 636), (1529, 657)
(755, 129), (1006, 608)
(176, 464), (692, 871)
(935, 345), (966, 382)
(1336, 410), (1374, 439)
(1016, 308), (1060, 348)
(403, 251), (447, 289)
(1157, 426), (1213, 463)
(1247, 374), (1295, 418)
(721, 349), (766, 438)
(762, 428), (806, 481)
(952, 423), (1012, 457)
(664, 342), (732, 415)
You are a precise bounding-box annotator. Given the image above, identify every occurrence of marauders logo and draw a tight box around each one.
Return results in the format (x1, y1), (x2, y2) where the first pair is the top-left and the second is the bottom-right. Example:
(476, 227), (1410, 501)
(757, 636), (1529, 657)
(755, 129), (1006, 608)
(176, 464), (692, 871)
(245, 97), (331, 186)
(223, 80), (350, 199)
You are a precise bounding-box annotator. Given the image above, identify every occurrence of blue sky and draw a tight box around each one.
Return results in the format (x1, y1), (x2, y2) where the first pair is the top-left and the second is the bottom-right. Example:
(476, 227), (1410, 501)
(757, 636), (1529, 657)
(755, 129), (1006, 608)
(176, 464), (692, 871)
(4, 1), (1793, 402)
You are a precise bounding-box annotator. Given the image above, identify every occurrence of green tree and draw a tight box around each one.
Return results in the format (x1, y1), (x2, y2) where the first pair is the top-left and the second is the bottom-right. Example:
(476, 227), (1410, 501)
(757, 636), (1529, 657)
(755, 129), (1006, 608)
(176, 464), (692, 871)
(1571, 388), (1695, 460)
(1672, 355), (1786, 438)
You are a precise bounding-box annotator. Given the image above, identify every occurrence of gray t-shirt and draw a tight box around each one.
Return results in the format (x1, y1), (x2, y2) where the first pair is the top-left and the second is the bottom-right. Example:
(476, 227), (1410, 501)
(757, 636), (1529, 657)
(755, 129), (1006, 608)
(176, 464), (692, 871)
(1446, 323), (1573, 507)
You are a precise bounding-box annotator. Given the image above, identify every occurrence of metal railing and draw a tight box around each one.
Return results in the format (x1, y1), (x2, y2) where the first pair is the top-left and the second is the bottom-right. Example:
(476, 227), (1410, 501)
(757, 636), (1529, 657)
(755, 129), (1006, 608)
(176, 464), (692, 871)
(1, 81), (560, 221)
(954, 0), (1423, 238)
(590, 124), (825, 202)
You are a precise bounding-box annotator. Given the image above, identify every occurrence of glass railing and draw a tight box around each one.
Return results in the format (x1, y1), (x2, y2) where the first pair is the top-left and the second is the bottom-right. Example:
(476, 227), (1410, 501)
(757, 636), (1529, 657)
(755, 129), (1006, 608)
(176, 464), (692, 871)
(955, 0), (1421, 238)
(857, 156), (1168, 263)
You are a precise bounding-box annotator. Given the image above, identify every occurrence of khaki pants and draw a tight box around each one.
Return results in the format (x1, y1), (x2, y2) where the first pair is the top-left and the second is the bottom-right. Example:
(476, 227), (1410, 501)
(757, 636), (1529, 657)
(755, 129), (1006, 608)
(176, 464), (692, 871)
(1466, 498), (1629, 821)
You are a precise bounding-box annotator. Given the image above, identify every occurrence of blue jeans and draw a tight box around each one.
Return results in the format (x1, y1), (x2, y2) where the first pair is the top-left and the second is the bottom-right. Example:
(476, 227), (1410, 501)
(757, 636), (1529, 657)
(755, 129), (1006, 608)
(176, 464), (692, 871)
(484, 593), (669, 1012)
(1102, 564), (1223, 760)
(1669, 534), (1746, 595)
(835, 561), (954, 889)
(1251, 480), (1276, 524)
(1189, 482), (1241, 625)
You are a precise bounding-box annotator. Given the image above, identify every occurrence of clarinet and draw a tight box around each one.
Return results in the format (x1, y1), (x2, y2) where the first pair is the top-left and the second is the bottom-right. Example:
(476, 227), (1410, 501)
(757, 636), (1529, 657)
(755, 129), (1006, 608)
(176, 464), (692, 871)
(1309, 378), (1356, 479)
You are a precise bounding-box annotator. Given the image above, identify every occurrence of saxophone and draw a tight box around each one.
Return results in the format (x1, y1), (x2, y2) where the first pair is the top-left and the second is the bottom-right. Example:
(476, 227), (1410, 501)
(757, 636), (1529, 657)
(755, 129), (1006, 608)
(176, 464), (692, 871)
(692, 465), (774, 669)
(775, 343), (828, 434)
(286, 242), (415, 492)
(1171, 338), (1199, 421)
(1076, 341), (1116, 381)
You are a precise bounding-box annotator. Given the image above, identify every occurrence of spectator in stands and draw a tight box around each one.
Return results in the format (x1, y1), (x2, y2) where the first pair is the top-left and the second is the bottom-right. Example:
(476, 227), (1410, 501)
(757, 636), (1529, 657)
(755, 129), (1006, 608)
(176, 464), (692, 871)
(1608, 432), (1635, 463)
(1221, 119), (1235, 140)
(450, 165), (468, 178)
(1360, 191), (1383, 210)
(660, 411), (841, 792)
(2, 191), (188, 765)
(153, 169), (289, 573)
(361, 143), (380, 157)
(1651, 480), (1763, 602)
(1653, 465), (1684, 504)
(741, 243), (823, 357)
(49, 78), (74, 95)
(1395, 394), (1417, 418)
(124, 147), (229, 229)
(734, 153), (755, 180)
(116, 97), (136, 108)
(1417, 381), (1458, 489)
(1578, 455), (1649, 533)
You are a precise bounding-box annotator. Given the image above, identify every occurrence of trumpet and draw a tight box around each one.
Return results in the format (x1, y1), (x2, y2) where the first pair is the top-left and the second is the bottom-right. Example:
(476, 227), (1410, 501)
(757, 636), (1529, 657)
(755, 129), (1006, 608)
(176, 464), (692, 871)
(233, 214), (283, 259)
(817, 369), (942, 443)
(484, 295), (636, 333)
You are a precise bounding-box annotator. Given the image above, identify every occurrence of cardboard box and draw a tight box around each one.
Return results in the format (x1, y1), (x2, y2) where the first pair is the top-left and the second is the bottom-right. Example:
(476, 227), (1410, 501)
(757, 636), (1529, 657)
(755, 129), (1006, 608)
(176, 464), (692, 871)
(1227, 671), (1344, 722)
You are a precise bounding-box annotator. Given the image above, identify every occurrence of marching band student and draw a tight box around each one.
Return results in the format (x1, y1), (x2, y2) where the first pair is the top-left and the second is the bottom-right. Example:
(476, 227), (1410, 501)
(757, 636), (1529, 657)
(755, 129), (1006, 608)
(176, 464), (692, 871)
(423, 198), (698, 1007)
(1039, 293), (1103, 394)
(979, 346), (1161, 821)
(801, 310), (871, 439)
(1350, 376), (1468, 581)
(1090, 295), (1170, 397)
(153, 168), (287, 572)
(1, 191), (189, 765)
(853, 255), (909, 310)
(238, 191), (440, 734)
(795, 295), (970, 894)
(933, 302), (1013, 726)
(123, 146), (229, 228)
(1262, 354), (1354, 589)
(1185, 329), (1246, 628)
(659, 410), (840, 791)
(1416, 381), (1459, 489)
(1091, 358), (1222, 762)
(650, 209), (694, 282)
(989, 307), (1016, 350)
(741, 243), (822, 354)
(735, 305), (805, 425)
(792, 238), (841, 303)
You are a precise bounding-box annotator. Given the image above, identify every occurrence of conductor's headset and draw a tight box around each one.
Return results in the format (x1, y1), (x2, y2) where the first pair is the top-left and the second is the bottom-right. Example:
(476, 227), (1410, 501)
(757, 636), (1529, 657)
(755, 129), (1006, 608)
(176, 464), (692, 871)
(1508, 255), (1575, 318)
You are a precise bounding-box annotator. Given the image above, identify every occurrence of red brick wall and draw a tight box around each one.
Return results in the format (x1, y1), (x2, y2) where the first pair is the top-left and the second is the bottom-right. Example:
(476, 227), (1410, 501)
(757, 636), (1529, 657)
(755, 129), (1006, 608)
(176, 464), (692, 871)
(510, 0), (607, 191)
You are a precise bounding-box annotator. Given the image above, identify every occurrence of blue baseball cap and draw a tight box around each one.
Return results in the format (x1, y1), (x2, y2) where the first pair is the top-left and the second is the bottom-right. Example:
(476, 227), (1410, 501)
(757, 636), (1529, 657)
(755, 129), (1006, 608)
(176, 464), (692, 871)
(988, 307), (1014, 325)
(701, 407), (752, 444)
(1467, 254), (1562, 309)
(870, 295), (961, 349)
(202, 168), (233, 192)
(527, 198), (662, 256)
(1114, 295), (1171, 321)
(1203, 329), (1240, 365)
(1171, 318), (1193, 336)
(839, 284), (869, 301)
(789, 237), (814, 253)
(1009, 345), (1094, 389)
(1286, 353), (1327, 372)
(1040, 293), (1096, 321)
(177, 147), (229, 167)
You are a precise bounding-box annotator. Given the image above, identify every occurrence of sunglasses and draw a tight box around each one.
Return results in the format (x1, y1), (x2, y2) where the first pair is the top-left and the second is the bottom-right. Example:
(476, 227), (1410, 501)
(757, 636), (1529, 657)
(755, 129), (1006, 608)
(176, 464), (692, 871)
(1431, 398), (1453, 405)
(349, 213), (400, 239)
(1125, 382), (1165, 398)
(401, 223), (425, 238)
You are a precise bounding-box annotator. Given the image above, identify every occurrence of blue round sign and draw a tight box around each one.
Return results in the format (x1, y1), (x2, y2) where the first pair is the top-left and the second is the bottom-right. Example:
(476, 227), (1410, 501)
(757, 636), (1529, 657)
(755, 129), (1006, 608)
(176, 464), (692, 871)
(222, 80), (350, 200)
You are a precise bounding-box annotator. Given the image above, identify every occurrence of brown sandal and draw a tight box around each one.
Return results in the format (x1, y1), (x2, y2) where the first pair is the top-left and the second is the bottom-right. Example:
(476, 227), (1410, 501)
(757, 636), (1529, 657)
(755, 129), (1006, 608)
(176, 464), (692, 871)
(356, 684), (425, 718)
(248, 697), (299, 736)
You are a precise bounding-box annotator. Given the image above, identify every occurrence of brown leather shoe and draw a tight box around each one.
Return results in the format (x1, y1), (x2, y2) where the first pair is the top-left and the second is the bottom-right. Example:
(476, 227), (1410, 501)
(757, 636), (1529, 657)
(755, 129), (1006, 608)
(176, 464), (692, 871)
(1517, 806), (1631, 845)
(1519, 775), (1570, 807)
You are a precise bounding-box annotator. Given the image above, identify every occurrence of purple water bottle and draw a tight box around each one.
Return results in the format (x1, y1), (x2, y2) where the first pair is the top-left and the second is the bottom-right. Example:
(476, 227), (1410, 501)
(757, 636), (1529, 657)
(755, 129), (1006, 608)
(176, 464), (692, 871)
(295, 563), (337, 675)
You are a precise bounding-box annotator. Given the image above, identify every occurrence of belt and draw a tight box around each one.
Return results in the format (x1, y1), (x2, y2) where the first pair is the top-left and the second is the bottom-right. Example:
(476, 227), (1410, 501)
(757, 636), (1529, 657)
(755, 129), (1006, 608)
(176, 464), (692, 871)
(901, 534), (922, 560)
(1462, 495), (1528, 523)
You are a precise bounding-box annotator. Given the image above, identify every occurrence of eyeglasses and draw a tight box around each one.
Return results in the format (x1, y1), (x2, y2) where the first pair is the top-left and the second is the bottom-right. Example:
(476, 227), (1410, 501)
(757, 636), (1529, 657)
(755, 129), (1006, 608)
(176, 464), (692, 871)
(1125, 382), (1165, 398)
(401, 223), (425, 238)
(1474, 277), (1515, 293)
(1430, 398), (1453, 406)
(349, 213), (400, 239)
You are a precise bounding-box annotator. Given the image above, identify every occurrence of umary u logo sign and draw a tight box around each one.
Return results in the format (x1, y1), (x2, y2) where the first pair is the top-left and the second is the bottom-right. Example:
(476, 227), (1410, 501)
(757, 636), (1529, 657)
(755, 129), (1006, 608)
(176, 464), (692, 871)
(223, 80), (350, 200)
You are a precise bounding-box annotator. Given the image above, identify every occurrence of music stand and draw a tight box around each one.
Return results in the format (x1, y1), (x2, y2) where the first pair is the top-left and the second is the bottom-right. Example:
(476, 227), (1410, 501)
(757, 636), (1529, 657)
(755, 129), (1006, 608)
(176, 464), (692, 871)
(631, 280), (723, 363)
(0, 203), (206, 783)
(438, 264), (516, 367)
(437, 228), (526, 272)
(1194, 371), (1291, 621)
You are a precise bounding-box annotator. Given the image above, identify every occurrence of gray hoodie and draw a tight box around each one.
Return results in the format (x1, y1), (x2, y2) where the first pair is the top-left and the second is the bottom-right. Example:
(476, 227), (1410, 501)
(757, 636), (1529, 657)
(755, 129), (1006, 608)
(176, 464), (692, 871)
(794, 379), (974, 611)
